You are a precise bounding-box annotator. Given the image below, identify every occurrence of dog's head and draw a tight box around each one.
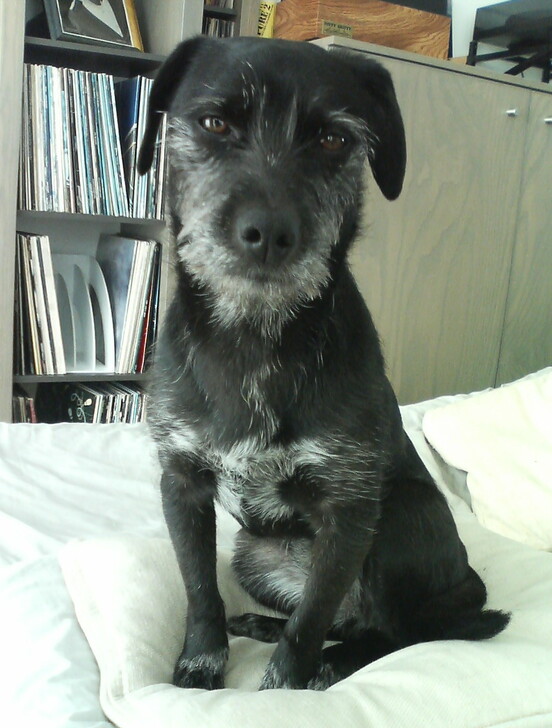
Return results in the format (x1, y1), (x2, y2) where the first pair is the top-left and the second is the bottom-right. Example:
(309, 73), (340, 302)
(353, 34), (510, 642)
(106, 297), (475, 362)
(139, 37), (406, 330)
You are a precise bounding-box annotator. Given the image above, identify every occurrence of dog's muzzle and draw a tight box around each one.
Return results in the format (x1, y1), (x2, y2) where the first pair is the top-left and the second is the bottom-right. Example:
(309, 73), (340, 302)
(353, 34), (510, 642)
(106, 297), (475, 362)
(233, 202), (300, 268)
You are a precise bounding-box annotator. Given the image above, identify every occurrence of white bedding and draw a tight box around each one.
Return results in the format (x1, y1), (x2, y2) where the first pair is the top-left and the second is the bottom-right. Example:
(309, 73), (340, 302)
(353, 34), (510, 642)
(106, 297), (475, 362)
(0, 379), (551, 727)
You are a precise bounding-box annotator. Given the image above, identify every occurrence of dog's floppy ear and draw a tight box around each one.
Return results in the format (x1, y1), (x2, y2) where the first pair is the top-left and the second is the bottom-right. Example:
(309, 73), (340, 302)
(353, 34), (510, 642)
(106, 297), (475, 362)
(137, 36), (207, 175)
(335, 52), (406, 201)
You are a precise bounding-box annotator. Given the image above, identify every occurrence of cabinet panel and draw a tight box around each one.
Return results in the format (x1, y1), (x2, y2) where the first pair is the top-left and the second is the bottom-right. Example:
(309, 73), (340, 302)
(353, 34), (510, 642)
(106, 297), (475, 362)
(134, 0), (203, 54)
(350, 57), (529, 403)
(0, 3), (24, 421)
(496, 92), (552, 385)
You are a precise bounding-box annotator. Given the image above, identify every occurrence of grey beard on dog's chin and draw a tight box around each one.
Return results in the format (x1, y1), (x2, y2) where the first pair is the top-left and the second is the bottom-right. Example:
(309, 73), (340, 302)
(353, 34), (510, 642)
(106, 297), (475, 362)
(176, 235), (333, 340)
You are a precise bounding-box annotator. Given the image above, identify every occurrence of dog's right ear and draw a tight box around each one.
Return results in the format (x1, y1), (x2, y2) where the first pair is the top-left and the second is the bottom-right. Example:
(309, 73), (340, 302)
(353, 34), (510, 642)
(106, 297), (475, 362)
(332, 51), (406, 201)
(137, 36), (207, 175)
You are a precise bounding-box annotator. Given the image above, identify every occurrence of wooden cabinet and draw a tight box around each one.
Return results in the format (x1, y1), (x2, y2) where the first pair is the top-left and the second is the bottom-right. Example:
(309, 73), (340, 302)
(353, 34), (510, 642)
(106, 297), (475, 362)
(496, 92), (552, 386)
(318, 38), (552, 404)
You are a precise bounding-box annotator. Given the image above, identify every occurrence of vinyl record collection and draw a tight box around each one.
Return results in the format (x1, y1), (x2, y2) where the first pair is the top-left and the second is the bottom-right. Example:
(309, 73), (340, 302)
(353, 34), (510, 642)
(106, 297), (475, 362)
(18, 64), (167, 219)
(33, 381), (149, 424)
(14, 233), (161, 378)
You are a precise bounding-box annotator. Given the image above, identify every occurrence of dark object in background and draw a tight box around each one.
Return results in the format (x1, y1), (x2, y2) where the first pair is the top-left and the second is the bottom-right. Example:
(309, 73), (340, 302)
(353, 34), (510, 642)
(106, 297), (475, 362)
(467, 0), (552, 83)
(42, 0), (143, 50)
(384, 0), (449, 16)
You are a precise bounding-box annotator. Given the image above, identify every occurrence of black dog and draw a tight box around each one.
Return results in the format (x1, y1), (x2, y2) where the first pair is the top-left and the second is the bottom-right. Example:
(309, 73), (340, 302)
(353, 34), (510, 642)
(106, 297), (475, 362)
(138, 36), (509, 691)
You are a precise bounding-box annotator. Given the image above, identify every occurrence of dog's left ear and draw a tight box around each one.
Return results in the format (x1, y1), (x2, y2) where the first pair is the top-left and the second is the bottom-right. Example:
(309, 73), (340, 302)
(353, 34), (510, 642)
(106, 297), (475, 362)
(137, 36), (209, 175)
(335, 52), (406, 201)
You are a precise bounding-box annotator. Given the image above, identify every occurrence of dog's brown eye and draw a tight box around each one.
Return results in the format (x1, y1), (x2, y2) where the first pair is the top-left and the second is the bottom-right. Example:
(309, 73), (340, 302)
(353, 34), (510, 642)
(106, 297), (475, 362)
(200, 116), (229, 135)
(320, 132), (347, 152)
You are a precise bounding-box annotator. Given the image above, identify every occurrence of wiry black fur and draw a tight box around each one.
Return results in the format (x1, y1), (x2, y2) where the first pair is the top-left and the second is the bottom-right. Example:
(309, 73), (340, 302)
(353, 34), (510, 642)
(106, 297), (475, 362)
(139, 36), (509, 691)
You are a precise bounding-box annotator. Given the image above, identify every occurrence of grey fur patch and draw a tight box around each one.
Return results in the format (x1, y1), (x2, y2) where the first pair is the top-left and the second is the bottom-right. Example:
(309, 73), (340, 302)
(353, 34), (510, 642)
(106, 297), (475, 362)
(259, 661), (294, 690)
(307, 662), (339, 691)
(174, 647), (229, 689)
(150, 413), (381, 526)
(211, 434), (380, 527)
(232, 530), (364, 623)
(259, 659), (338, 691)
(176, 648), (228, 674)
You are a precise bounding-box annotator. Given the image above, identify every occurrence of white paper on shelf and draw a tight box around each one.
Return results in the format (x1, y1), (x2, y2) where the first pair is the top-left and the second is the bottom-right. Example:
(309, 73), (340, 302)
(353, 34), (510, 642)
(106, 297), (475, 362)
(53, 253), (116, 373)
(52, 255), (95, 373)
(54, 272), (76, 371)
(78, 256), (116, 373)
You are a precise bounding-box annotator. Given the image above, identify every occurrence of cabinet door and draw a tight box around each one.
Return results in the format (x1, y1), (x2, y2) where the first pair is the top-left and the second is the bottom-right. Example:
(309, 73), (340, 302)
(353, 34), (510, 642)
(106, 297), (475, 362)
(349, 57), (530, 403)
(496, 91), (552, 386)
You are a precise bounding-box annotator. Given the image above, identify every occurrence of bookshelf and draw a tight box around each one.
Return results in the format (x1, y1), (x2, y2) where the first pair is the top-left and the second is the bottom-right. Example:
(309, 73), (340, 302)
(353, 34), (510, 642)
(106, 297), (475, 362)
(14, 34), (167, 422)
(0, 0), (260, 423)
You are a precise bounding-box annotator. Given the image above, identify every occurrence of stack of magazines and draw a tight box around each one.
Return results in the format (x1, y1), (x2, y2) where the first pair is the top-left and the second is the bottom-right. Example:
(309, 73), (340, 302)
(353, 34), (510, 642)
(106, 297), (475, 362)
(14, 233), (161, 376)
(18, 64), (166, 219)
(32, 382), (148, 424)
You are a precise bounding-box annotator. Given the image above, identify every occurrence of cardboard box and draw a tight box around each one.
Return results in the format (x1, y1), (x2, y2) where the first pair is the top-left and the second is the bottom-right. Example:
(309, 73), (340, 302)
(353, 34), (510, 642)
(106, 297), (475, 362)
(274, 0), (451, 59)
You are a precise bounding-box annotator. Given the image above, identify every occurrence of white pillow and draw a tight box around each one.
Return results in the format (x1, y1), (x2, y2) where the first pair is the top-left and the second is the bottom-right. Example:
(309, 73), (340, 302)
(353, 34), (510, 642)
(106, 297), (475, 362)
(423, 368), (552, 550)
(0, 556), (110, 727)
(59, 518), (552, 728)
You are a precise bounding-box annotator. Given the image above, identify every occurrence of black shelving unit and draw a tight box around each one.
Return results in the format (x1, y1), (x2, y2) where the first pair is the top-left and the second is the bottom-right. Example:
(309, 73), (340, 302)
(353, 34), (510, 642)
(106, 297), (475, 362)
(203, 6), (238, 21)
(24, 36), (165, 76)
(467, 0), (552, 84)
(14, 34), (167, 422)
(14, 373), (147, 384)
(17, 209), (166, 228)
(202, 2), (239, 37)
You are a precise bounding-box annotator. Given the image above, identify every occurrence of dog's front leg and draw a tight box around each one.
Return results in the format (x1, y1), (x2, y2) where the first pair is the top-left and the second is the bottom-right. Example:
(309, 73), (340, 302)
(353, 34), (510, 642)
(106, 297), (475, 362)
(160, 460), (228, 690)
(261, 506), (376, 690)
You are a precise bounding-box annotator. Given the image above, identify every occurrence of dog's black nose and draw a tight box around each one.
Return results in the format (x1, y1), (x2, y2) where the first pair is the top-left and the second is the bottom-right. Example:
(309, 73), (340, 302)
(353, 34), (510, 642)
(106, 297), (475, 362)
(234, 205), (300, 266)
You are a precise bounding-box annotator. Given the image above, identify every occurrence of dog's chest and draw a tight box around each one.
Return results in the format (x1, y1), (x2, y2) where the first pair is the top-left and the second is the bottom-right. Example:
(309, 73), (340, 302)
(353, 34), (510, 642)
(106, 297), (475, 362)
(212, 441), (296, 524)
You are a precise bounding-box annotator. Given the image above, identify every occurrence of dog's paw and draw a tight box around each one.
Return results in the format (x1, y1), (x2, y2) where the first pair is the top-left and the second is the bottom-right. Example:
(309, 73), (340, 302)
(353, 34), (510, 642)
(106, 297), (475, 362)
(306, 662), (338, 691)
(259, 655), (339, 691)
(227, 613), (286, 643)
(173, 647), (228, 690)
(259, 661), (296, 690)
